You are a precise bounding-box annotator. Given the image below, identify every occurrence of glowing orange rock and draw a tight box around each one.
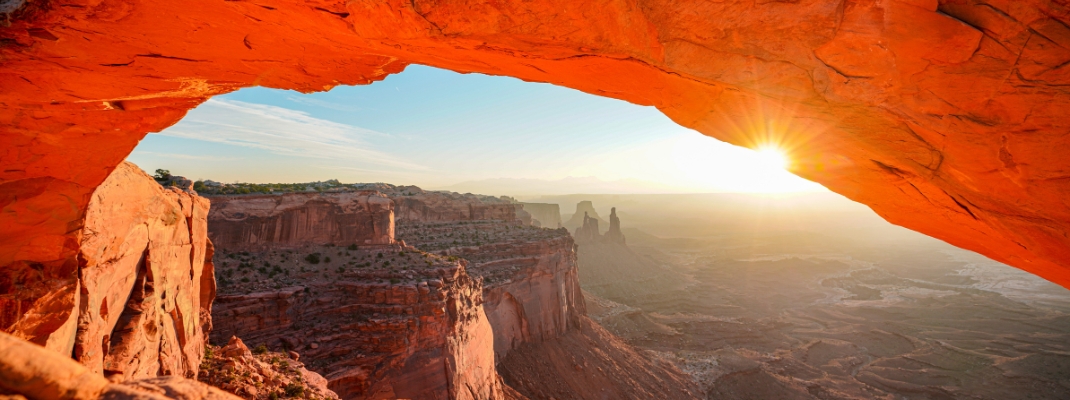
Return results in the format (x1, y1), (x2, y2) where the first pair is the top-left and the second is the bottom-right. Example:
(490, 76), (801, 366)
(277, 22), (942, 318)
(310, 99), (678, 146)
(1, 162), (213, 379)
(2, 0), (1070, 292)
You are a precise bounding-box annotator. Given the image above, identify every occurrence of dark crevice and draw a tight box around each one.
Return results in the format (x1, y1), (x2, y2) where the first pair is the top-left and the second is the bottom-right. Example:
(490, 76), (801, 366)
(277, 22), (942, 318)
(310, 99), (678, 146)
(103, 248), (154, 379)
(26, 27), (58, 41)
(872, 160), (909, 177)
(815, 57), (873, 80)
(948, 194), (980, 220)
(977, 2), (1015, 22)
(136, 53), (205, 62)
(314, 7), (349, 18)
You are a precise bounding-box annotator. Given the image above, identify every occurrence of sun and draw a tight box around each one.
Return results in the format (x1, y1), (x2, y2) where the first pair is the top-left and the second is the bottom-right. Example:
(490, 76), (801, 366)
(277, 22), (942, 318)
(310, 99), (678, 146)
(754, 147), (788, 170)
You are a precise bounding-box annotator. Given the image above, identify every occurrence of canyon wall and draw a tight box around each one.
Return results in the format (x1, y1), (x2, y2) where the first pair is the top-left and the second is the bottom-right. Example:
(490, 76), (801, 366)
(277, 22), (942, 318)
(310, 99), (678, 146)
(1, 162), (213, 380)
(207, 192), (394, 251)
(209, 247), (504, 399)
(392, 190), (522, 223)
(448, 236), (585, 361)
(5, 0), (1070, 289)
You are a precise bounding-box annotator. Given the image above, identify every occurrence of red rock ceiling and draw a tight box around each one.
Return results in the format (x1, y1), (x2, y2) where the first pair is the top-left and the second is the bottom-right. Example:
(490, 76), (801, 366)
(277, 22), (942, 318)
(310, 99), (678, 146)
(2, 1), (1070, 287)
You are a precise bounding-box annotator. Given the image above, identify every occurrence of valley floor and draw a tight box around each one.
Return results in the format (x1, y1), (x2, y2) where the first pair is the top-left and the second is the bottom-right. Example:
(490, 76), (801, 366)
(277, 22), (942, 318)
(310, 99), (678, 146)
(581, 233), (1070, 400)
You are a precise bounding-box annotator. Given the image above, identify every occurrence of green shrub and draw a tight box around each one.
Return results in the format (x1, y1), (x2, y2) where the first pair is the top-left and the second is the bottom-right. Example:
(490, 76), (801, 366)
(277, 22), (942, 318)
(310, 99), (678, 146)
(347, 244), (359, 251)
(324, 256), (331, 263)
(284, 383), (305, 397)
(254, 344), (268, 355)
(305, 253), (321, 264)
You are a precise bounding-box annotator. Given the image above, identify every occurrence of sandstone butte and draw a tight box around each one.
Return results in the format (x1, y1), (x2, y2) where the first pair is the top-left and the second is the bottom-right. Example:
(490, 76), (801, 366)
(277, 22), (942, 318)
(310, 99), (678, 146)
(2, 0), (1070, 289)
(2, 0), (1070, 376)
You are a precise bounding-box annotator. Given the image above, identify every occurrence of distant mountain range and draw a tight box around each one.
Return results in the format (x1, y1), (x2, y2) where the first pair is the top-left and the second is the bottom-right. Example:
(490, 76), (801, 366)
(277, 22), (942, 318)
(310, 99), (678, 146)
(436, 176), (686, 197)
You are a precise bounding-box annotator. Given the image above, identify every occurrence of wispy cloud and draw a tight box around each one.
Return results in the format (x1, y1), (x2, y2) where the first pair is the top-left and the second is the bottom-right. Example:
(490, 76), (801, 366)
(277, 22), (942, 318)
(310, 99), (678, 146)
(286, 96), (367, 112)
(136, 151), (242, 161)
(156, 99), (425, 171)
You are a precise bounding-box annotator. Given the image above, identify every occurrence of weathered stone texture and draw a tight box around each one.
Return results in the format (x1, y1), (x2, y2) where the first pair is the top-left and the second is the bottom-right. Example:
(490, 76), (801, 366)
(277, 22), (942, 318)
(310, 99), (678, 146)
(1, 162), (213, 381)
(5, 0), (1070, 288)
(207, 192), (395, 251)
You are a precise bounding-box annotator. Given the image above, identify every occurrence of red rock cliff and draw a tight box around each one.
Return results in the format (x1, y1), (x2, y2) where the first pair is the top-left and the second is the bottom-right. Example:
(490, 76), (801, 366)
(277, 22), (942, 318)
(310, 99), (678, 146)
(1, 162), (213, 380)
(391, 189), (524, 224)
(454, 237), (586, 362)
(209, 245), (505, 400)
(207, 192), (395, 251)
(4, 0), (1070, 289)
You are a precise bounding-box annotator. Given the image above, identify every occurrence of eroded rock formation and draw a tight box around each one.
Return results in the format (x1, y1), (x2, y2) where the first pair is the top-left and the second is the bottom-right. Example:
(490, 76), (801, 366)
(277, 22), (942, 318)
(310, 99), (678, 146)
(4, 0), (1070, 289)
(391, 188), (523, 224)
(395, 194), (694, 400)
(564, 202), (604, 232)
(208, 244), (505, 400)
(575, 213), (602, 244)
(605, 208), (626, 245)
(437, 234), (585, 361)
(197, 336), (340, 399)
(573, 205), (626, 245)
(0, 331), (239, 400)
(519, 203), (562, 229)
(207, 192), (395, 251)
(1, 162), (213, 380)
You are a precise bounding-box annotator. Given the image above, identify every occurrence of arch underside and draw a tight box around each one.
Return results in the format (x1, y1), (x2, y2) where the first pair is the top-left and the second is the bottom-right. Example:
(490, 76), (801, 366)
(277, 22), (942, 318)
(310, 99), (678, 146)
(2, 0), (1070, 288)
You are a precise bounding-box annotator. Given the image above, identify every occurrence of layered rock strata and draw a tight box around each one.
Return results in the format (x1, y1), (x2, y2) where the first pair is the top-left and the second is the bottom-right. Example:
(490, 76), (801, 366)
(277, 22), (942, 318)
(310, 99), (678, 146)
(5, 0), (1070, 290)
(208, 244), (504, 400)
(395, 213), (701, 400)
(402, 221), (585, 361)
(497, 317), (701, 400)
(1, 162), (213, 381)
(385, 186), (522, 223)
(207, 192), (394, 252)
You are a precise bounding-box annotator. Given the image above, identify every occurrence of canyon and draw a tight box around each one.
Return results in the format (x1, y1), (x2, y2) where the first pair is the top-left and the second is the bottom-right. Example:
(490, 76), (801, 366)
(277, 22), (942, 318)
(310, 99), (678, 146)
(206, 184), (696, 399)
(5, 0), (1070, 290)
(4, 0), (1070, 398)
(563, 195), (1070, 399)
(0, 167), (698, 399)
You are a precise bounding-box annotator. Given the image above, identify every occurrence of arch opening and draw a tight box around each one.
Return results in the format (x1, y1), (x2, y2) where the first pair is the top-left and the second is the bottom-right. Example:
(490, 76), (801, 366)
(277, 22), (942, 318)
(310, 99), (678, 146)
(3, 0), (1068, 291)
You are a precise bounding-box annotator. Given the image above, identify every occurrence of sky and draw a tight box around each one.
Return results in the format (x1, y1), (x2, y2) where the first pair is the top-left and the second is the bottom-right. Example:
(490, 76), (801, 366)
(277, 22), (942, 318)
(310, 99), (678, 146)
(128, 65), (826, 194)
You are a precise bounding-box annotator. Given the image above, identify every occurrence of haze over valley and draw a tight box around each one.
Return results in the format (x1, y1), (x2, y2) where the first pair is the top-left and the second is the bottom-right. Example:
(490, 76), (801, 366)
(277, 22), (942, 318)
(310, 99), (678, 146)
(6, 3), (1070, 398)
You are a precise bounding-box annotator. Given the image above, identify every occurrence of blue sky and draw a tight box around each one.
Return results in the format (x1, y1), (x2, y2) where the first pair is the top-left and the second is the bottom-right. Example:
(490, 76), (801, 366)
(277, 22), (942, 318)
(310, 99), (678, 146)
(128, 65), (824, 193)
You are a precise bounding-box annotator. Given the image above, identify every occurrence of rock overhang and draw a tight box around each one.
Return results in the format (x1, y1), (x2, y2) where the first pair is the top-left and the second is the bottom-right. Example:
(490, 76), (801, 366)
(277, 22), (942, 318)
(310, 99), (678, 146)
(2, 0), (1070, 287)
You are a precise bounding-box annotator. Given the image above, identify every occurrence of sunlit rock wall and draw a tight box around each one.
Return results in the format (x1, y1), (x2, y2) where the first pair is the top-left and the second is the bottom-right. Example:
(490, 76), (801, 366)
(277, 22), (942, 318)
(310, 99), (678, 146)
(3, 1), (1070, 289)
(1, 162), (213, 380)
(207, 192), (395, 251)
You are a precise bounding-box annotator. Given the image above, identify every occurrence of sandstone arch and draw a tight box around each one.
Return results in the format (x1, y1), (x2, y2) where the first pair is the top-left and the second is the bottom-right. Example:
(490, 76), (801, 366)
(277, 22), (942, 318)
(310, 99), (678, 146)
(2, 0), (1070, 292)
